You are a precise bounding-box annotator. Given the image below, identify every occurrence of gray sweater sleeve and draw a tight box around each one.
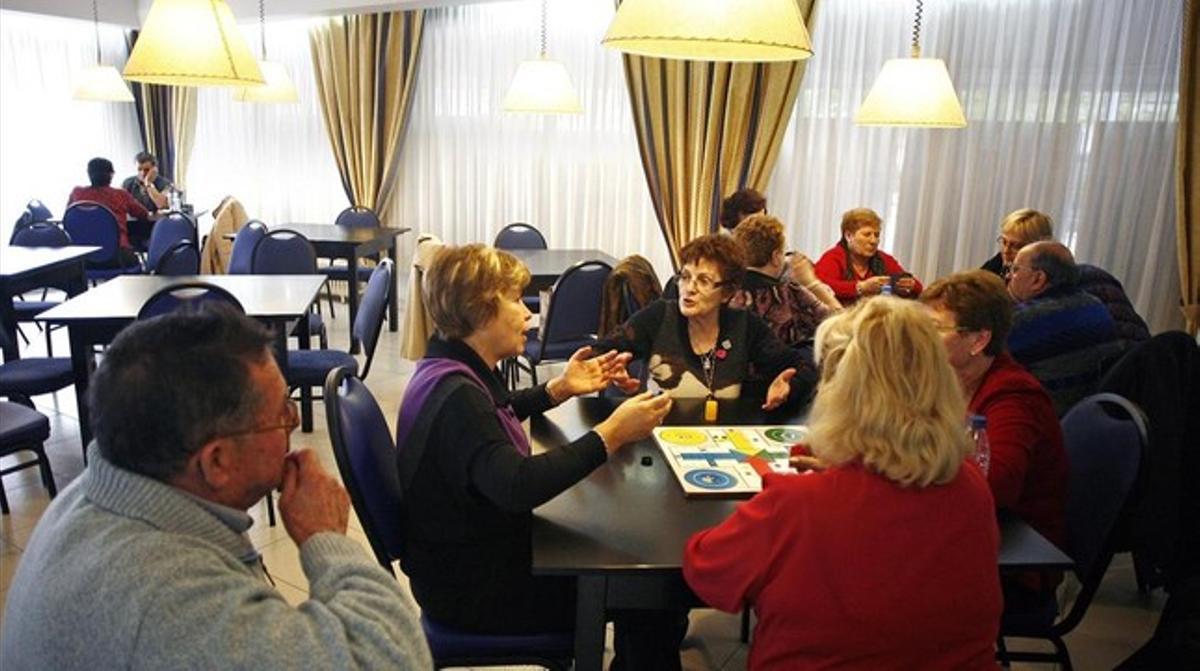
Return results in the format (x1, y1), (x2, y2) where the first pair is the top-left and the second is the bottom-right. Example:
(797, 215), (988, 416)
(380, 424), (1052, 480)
(131, 534), (432, 671)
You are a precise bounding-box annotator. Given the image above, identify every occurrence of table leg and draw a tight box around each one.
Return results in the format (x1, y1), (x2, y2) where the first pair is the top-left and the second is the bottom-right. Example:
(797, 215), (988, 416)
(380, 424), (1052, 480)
(348, 254), (362, 354)
(297, 316), (314, 432)
(68, 327), (94, 460)
(574, 575), (607, 671)
(0, 291), (18, 362)
(386, 241), (399, 332)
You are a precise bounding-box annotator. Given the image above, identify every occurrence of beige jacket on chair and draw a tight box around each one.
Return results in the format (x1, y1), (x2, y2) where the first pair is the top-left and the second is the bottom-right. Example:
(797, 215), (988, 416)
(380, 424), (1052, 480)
(200, 197), (249, 274)
(401, 234), (445, 360)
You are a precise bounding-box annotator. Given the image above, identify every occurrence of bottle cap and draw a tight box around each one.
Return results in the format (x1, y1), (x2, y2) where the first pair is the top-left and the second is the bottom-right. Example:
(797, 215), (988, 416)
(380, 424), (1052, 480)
(968, 414), (987, 429)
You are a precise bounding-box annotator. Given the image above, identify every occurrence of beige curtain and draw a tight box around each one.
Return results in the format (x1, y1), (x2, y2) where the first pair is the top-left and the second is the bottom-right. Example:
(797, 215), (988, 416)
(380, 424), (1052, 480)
(310, 11), (425, 223)
(167, 88), (197, 190)
(1178, 0), (1200, 335)
(620, 1), (818, 268)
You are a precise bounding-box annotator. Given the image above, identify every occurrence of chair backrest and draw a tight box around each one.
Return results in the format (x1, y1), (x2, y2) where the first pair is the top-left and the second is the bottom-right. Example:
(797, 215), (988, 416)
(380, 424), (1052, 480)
(494, 222), (547, 250)
(352, 259), (394, 379)
(227, 220), (268, 274)
(62, 201), (122, 264)
(11, 210), (34, 242)
(145, 213), (197, 271)
(324, 367), (405, 570)
(598, 254), (662, 335)
(136, 281), (245, 319)
(334, 206), (381, 229)
(251, 229), (317, 275)
(662, 273), (680, 301)
(25, 199), (52, 222)
(153, 241), (201, 276)
(11, 222), (71, 248)
(540, 260), (612, 354)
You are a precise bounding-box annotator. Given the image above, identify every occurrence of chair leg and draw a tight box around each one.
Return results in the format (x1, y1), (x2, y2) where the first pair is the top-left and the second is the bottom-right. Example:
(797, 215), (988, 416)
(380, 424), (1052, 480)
(0, 475), (9, 514)
(1052, 635), (1073, 671)
(324, 282), (337, 319)
(36, 445), (56, 497)
(995, 636), (1009, 667)
(740, 606), (752, 643)
(266, 492), (276, 527)
(300, 386), (314, 432)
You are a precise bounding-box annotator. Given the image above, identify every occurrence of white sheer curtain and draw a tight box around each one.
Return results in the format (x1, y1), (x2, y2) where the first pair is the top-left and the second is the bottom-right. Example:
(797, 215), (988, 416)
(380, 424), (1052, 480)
(768, 0), (1183, 332)
(186, 17), (346, 233)
(0, 10), (142, 242)
(392, 0), (672, 277)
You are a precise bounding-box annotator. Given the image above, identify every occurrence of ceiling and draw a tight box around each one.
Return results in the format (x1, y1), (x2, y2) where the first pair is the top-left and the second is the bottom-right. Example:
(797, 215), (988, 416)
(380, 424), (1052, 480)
(0, 0), (503, 27)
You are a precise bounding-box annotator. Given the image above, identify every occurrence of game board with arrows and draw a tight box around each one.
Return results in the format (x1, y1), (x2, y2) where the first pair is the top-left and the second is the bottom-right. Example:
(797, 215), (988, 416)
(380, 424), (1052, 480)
(652, 425), (808, 498)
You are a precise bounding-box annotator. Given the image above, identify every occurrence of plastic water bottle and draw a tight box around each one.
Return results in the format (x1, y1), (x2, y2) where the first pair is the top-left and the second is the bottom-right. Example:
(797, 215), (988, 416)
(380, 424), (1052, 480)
(968, 414), (990, 476)
(880, 283), (894, 297)
(168, 188), (181, 212)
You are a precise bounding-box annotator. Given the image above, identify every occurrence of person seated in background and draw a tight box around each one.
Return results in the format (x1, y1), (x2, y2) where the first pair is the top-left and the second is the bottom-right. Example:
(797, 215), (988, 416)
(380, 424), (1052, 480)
(814, 207), (922, 304)
(67, 157), (151, 267)
(1006, 241), (1124, 415)
(983, 208), (1150, 343)
(729, 214), (837, 348)
(0, 306), (431, 670)
(718, 187), (766, 232)
(922, 270), (1068, 606)
(597, 234), (817, 407)
(684, 297), (1002, 670)
(122, 151), (173, 247)
(397, 244), (683, 669)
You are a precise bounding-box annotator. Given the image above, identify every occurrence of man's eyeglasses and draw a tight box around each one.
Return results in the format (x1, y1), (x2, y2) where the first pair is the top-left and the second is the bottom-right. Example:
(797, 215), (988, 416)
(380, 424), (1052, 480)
(677, 272), (730, 292)
(220, 400), (300, 439)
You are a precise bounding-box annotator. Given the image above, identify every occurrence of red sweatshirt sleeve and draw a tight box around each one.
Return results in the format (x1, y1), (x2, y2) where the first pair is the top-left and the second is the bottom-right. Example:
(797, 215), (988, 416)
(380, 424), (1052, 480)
(813, 247), (859, 302)
(683, 479), (783, 612)
(978, 389), (1042, 510)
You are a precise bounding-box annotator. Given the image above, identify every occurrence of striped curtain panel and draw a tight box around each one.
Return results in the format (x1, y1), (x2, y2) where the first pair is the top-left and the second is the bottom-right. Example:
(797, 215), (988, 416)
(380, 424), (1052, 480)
(619, 0), (818, 268)
(309, 11), (425, 224)
(125, 30), (198, 189)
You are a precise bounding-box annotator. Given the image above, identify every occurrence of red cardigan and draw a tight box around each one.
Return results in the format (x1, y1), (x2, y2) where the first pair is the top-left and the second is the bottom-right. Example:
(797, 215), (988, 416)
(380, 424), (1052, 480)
(684, 464), (1001, 671)
(813, 244), (922, 303)
(969, 353), (1069, 550)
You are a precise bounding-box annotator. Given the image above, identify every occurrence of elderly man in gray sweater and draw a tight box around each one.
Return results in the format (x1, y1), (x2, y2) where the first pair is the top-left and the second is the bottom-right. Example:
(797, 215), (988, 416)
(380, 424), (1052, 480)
(0, 306), (431, 670)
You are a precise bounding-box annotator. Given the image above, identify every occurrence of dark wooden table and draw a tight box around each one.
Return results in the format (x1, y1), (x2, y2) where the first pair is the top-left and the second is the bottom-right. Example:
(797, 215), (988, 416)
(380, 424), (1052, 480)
(38, 274), (327, 454)
(0, 245), (96, 362)
(280, 224), (409, 353)
(530, 396), (1074, 671)
(506, 248), (620, 293)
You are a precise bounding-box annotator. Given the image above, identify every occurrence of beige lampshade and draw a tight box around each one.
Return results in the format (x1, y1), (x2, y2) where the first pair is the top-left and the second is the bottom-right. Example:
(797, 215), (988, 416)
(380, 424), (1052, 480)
(855, 57), (967, 128)
(233, 61), (298, 103)
(503, 57), (583, 114)
(124, 0), (263, 87)
(603, 0), (813, 62)
(73, 65), (135, 102)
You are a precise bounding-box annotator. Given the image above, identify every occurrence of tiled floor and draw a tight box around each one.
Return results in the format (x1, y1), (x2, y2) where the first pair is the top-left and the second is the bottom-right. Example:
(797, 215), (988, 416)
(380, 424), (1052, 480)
(0, 283), (1165, 669)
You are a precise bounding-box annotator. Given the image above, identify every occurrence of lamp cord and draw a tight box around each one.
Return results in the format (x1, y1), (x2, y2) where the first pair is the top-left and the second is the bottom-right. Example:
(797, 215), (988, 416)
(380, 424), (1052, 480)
(259, 0), (267, 60)
(539, 0), (547, 58)
(910, 0), (924, 57)
(91, 0), (101, 65)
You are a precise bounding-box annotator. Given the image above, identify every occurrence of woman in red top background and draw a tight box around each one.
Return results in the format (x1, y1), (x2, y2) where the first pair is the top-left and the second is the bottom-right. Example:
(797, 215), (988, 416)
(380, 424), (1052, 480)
(814, 207), (922, 304)
(922, 270), (1068, 603)
(684, 298), (1001, 670)
(67, 157), (151, 266)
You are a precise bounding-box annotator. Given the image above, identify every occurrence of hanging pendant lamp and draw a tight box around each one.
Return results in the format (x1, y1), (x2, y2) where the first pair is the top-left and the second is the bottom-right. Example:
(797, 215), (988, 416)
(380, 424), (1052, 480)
(855, 0), (966, 128)
(73, 0), (135, 102)
(233, 0), (298, 103)
(602, 0), (813, 62)
(124, 0), (263, 87)
(503, 0), (582, 114)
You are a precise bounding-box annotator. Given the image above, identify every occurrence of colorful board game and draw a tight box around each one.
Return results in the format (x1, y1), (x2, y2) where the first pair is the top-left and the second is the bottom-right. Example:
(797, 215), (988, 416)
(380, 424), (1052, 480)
(652, 425), (808, 498)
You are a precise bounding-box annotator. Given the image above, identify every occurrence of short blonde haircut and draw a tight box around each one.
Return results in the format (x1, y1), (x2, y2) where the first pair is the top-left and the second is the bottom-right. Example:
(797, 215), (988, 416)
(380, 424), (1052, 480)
(813, 303), (864, 384)
(999, 208), (1053, 246)
(732, 214), (785, 268)
(423, 244), (531, 339)
(807, 297), (970, 488)
(840, 207), (883, 237)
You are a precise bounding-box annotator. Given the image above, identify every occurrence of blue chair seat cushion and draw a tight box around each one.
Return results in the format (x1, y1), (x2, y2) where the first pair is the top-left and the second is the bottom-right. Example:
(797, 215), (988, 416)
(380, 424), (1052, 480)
(287, 350), (358, 387)
(0, 402), (51, 446)
(524, 336), (595, 365)
(0, 358), (74, 396)
(321, 264), (375, 282)
(12, 301), (60, 320)
(420, 614), (573, 660)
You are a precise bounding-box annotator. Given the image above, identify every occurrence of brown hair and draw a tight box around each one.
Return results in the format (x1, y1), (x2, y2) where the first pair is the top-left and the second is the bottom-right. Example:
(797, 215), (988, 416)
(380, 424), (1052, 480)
(679, 234), (746, 289)
(840, 207), (883, 237)
(920, 270), (1012, 356)
(732, 214), (785, 268)
(599, 255), (663, 335)
(719, 188), (766, 231)
(423, 244), (531, 339)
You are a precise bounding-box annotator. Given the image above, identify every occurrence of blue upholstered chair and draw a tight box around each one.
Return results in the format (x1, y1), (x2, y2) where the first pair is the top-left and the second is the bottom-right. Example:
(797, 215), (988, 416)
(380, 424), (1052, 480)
(287, 260), (392, 433)
(137, 282), (245, 320)
(25, 199), (52, 223)
(227, 220), (268, 275)
(62, 201), (142, 284)
(0, 400), (57, 515)
(324, 367), (572, 670)
(9, 223), (73, 355)
(997, 393), (1145, 669)
(512, 260), (611, 388)
(494, 222), (547, 250)
(250, 228), (328, 349)
(320, 205), (382, 317)
(145, 212), (197, 273)
(153, 241), (201, 276)
(0, 328), (73, 409)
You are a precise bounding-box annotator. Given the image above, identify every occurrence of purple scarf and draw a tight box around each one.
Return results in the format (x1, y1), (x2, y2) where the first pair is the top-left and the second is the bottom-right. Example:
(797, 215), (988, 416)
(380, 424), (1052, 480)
(395, 357), (532, 457)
